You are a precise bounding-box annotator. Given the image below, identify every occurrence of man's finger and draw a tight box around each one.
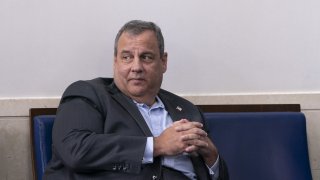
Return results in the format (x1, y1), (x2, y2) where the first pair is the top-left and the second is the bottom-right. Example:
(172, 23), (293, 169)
(175, 122), (203, 131)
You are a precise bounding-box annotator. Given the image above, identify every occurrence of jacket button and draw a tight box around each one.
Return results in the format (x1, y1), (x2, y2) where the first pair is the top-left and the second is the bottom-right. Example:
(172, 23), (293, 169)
(152, 175), (158, 180)
(123, 165), (128, 171)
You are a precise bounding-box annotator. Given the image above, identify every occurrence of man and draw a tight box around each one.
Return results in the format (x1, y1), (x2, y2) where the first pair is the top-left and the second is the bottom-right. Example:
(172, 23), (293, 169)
(44, 20), (228, 180)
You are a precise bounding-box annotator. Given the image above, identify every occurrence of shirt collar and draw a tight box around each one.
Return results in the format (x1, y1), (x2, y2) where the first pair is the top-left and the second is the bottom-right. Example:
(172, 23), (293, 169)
(133, 96), (165, 110)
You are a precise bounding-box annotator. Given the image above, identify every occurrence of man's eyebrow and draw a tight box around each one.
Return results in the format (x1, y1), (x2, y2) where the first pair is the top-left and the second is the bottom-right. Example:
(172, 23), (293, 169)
(119, 50), (155, 55)
(120, 50), (131, 54)
(140, 51), (155, 55)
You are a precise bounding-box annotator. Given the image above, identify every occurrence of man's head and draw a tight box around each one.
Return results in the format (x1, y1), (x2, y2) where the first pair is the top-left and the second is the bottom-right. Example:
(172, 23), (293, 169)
(113, 20), (168, 106)
(114, 20), (165, 58)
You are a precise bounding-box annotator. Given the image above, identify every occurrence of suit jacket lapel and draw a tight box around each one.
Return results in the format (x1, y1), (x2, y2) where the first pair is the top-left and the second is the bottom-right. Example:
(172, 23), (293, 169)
(106, 83), (153, 136)
(158, 92), (185, 122)
(190, 156), (211, 180)
(159, 90), (211, 180)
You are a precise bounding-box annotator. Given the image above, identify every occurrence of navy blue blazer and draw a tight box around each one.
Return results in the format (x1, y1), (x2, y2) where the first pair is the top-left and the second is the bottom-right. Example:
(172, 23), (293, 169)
(44, 78), (228, 180)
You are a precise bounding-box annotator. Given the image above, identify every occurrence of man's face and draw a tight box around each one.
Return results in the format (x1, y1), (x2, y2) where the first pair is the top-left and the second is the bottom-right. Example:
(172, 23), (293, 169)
(113, 30), (167, 104)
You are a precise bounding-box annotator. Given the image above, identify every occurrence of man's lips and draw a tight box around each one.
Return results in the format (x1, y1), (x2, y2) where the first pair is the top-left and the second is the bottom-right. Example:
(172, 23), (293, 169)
(129, 78), (145, 83)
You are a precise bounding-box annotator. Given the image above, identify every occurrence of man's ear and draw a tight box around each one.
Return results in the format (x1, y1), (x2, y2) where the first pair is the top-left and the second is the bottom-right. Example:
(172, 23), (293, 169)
(162, 52), (168, 73)
(113, 56), (117, 69)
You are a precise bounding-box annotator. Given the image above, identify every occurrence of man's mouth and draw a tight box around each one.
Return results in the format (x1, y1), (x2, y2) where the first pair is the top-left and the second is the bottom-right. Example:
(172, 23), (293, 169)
(129, 78), (145, 83)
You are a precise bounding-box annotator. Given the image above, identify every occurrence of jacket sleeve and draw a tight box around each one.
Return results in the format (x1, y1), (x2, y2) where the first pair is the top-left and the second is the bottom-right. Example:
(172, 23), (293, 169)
(52, 81), (146, 174)
(198, 107), (229, 180)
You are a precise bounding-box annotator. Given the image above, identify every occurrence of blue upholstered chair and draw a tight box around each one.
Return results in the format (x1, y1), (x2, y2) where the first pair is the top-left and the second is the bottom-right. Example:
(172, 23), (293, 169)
(204, 112), (312, 180)
(31, 115), (55, 180)
(31, 112), (312, 180)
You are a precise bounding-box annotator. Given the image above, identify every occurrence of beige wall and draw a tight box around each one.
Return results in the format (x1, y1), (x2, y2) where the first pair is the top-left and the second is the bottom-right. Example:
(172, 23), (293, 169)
(0, 94), (319, 180)
(1, 0), (320, 98)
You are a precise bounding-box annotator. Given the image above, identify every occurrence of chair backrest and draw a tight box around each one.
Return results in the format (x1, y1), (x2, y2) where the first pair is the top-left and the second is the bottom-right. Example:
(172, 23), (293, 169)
(31, 115), (55, 180)
(30, 112), (312, 180)
(204, 112), (312, 180)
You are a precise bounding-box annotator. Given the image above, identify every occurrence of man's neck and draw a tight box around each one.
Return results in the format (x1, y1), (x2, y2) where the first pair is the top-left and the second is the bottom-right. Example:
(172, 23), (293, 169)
(132, 96), (157, 107)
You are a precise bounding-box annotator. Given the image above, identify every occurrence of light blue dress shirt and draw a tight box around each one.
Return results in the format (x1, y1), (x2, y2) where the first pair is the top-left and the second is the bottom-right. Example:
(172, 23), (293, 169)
(133, 96), (219, 180)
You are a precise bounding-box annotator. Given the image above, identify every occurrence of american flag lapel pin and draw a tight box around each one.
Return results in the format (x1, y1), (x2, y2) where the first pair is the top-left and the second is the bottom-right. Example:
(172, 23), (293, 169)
(176, 106), (182, 111)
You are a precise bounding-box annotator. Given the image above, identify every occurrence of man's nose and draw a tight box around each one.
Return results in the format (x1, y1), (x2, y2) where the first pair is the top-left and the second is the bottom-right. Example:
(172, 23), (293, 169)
(131, 56), (143, 72)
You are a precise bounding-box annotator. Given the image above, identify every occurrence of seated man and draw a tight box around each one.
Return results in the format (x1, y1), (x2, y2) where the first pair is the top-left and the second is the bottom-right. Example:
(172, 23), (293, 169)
(44, 20), (228, 180)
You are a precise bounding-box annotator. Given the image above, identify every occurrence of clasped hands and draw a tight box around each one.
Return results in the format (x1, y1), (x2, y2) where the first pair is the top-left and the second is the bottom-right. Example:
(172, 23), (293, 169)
(154, 119), (218, 166)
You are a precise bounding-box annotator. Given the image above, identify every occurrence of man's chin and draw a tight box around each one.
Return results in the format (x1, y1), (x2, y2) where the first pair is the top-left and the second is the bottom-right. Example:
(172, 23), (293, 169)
(128, 89), (147, 97)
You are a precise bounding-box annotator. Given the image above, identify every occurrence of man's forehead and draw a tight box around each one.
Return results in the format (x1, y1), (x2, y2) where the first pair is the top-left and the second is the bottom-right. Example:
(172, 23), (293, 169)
(119, 30), (157, 41)
(117, 31), (159, 50)
(123, 29), (156, 37)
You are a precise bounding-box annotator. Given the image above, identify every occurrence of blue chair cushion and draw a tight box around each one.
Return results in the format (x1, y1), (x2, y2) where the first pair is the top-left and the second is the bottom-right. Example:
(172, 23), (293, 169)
(32, 112), (312, 180)
(204, 112), (312, 180)
(33, 115), (55, 180)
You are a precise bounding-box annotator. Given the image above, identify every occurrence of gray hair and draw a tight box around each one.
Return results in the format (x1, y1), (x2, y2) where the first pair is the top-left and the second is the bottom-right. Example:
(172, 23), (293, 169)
(114, 20), (165, 57)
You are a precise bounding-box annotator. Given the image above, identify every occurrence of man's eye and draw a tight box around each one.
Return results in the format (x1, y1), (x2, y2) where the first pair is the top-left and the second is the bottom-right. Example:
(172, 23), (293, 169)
(141, 55), (154, 62)
(122, 55), (132, 61)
